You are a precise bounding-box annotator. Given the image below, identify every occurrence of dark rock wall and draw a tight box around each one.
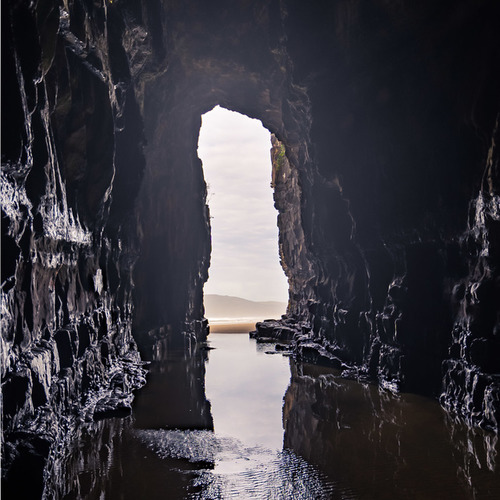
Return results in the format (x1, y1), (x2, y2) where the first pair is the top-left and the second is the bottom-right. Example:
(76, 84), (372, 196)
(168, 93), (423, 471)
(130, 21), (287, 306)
(1, 0), (148, 485)
(276, 0), (500, 431)
(131, 0), (311, 349)
(2, 0), (500, 486)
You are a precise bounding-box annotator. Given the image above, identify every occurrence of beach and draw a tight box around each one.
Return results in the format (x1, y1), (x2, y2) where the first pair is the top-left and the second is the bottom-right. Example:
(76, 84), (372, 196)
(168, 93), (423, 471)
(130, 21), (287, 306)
(208, 320), (258, 333)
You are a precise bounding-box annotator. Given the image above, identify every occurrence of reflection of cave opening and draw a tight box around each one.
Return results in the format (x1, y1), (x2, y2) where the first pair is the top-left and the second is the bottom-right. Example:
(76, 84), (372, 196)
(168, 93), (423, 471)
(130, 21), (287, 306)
(197, 106), (288, 322)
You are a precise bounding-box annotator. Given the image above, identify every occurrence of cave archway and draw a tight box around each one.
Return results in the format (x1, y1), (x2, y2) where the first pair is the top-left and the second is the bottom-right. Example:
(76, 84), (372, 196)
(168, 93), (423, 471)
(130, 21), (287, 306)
(129, 43), (316, 352)
(198, 106), (289, 319)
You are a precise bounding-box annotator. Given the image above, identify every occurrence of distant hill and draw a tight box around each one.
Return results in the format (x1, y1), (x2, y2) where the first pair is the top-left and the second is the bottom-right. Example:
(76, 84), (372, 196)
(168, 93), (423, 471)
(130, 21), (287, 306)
(204, 294), (287, 320)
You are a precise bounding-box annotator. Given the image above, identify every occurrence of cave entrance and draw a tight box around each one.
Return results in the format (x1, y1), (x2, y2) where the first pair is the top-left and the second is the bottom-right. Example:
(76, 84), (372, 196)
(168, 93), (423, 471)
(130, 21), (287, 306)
(197, 106), (288, 330)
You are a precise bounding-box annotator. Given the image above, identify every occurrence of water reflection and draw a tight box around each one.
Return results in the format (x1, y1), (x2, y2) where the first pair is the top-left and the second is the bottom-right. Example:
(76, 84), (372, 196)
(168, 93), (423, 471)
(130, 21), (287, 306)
(205, 334), (290, 450)
(133, 347), (213, 431)
(283, 362), (500, 499)
(53, 417), (206, 499)
(52, 335), (334, 499)
(444, 414), (499, 498)
(48, 347), (214, 499)
(42, 334), (500, 499)
(195, 333), (336, 498)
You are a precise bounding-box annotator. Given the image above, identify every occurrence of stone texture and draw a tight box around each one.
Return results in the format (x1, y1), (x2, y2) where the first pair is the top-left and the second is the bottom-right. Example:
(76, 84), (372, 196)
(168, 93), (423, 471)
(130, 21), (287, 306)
(262, 0), (500, 431)
(2, 0), (500, 491)
(1, 0), (148, 488)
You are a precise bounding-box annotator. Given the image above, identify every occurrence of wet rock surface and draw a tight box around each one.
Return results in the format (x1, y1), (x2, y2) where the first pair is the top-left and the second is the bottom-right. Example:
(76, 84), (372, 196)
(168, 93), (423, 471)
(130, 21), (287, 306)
(274, 2), (500, 432)
(260, 1), (500, 431)
(1, 0), (149, 491)
(2, 0), (500, 494)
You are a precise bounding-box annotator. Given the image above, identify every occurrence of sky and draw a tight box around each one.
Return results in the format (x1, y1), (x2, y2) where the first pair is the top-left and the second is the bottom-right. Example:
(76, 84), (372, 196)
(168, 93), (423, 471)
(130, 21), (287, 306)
(197, 106), (288, 303)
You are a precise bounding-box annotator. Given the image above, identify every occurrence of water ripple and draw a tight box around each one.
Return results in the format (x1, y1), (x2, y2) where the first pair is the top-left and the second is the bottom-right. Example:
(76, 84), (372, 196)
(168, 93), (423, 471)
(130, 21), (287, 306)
(133, 428), (344, 499)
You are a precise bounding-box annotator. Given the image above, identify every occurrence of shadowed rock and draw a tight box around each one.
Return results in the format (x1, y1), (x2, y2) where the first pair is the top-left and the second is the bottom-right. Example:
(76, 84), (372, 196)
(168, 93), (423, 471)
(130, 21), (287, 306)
(2, 0), (500, 494)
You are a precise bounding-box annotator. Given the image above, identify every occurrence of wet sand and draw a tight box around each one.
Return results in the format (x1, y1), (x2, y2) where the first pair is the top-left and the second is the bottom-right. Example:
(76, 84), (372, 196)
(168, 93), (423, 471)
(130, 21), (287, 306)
(208, 322), (257, 333)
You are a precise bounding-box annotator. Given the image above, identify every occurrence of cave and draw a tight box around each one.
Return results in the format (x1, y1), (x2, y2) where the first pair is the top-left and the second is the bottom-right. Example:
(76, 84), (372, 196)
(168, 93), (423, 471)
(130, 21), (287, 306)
(2, 0), (500, 497)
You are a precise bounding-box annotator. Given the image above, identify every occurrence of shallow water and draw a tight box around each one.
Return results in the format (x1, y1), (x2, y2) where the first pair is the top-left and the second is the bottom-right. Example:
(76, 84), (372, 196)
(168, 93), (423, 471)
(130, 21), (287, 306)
(50, 333), (499, 499)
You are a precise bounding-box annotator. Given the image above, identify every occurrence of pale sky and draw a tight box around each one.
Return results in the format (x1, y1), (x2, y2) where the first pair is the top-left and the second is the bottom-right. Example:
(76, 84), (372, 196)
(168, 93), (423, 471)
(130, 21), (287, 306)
(197, 106), (288, 303)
